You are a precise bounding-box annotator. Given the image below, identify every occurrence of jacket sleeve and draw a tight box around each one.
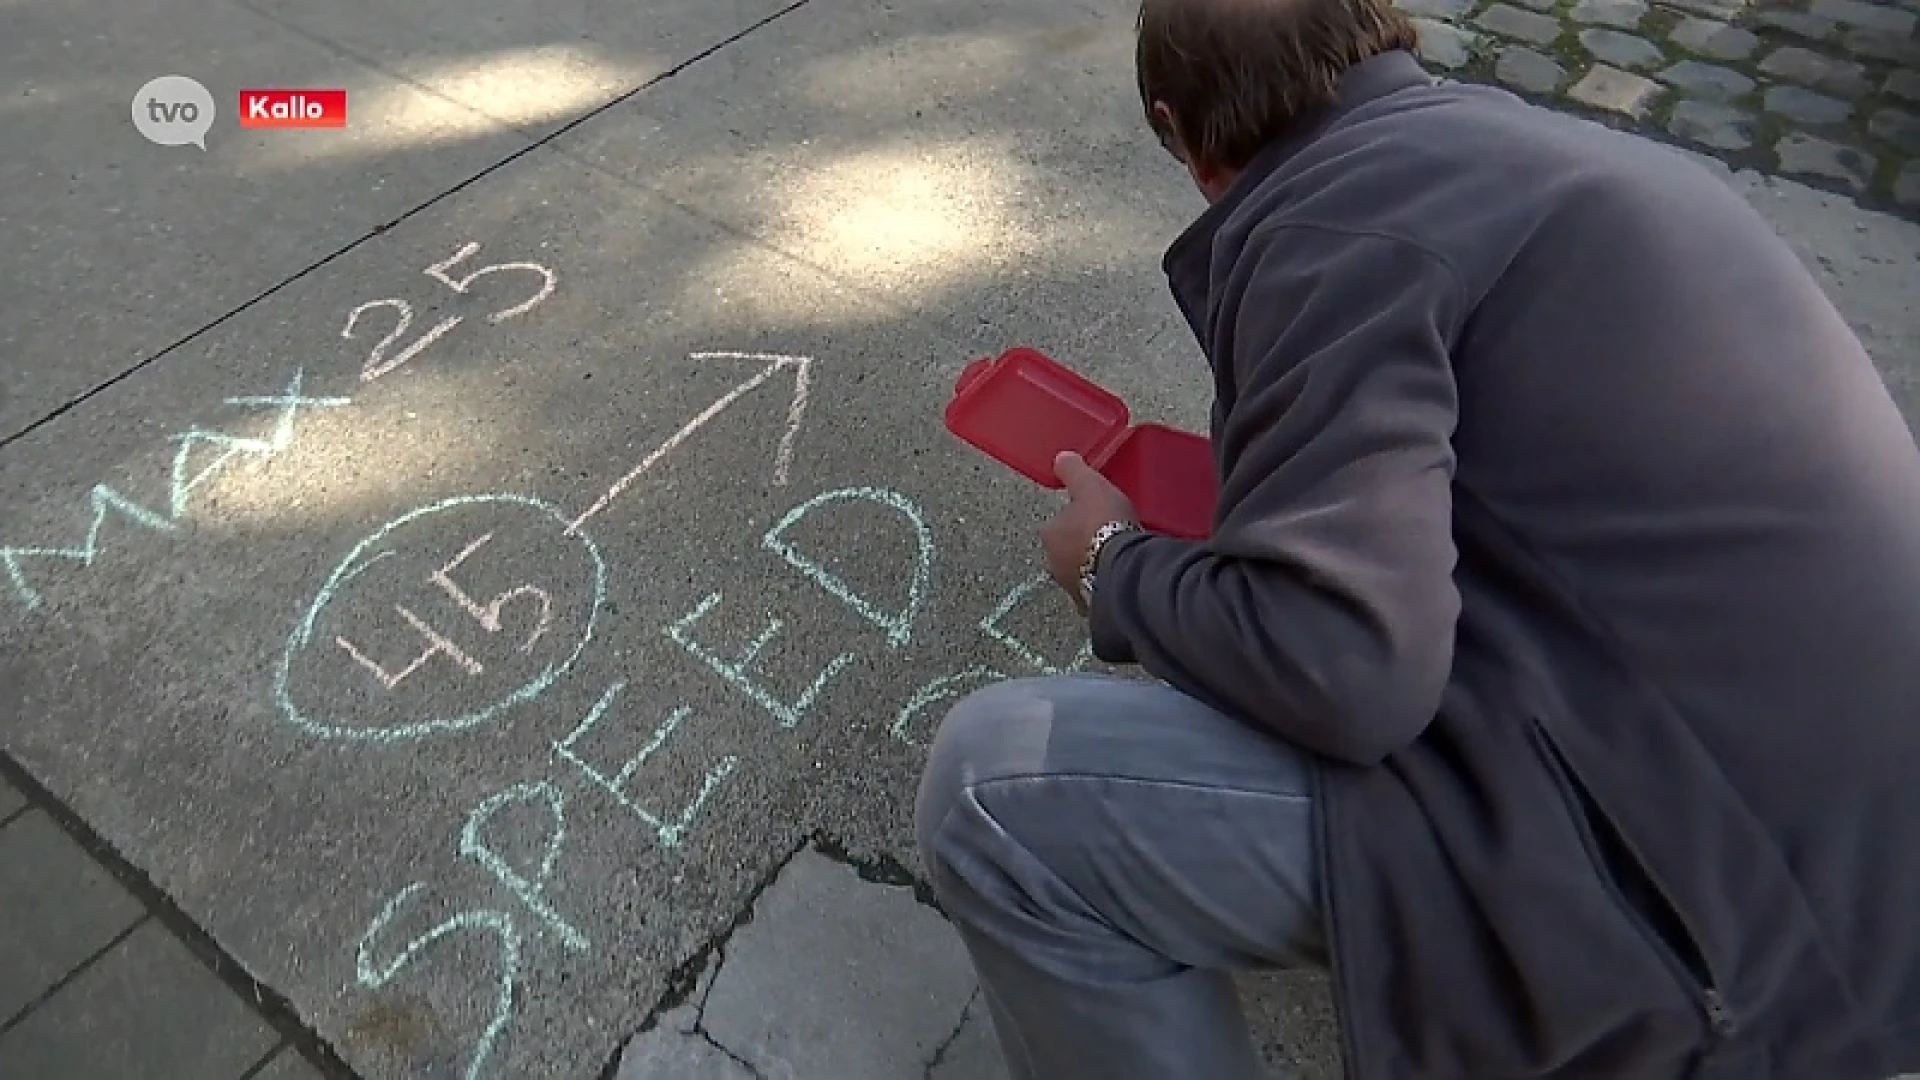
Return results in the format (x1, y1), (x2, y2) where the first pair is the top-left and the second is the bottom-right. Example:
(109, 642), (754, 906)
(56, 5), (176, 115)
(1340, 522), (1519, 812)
(1088, 223), (1464, 766)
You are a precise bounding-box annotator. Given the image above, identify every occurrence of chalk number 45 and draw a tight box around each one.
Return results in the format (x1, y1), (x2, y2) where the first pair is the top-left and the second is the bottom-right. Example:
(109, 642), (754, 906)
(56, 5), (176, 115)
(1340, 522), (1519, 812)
(342, 241), (557, 382)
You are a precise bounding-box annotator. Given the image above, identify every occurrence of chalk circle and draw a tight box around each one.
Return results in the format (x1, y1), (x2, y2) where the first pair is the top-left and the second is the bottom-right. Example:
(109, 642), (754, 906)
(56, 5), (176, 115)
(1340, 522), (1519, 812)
(273, 494), (606, 744)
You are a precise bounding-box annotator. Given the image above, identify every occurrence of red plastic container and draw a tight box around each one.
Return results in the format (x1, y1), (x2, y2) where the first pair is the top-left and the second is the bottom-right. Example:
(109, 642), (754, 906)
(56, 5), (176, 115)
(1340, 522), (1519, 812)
(945, 348), (1217, 540)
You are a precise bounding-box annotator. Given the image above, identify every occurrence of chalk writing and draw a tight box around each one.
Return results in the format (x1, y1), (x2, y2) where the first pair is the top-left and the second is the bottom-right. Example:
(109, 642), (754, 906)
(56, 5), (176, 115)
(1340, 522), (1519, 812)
(551, 681), (739, 848)
(336, 604), (486, 687)
(1, 487), (174, 613)
(687, 351), (812, 488)
(566, 352), (813, 534)
(348, 242), (557, 383)
(424, 242), (556, 324)
(664, 591), (855, 729)
(459, 782), (588, 953)
(356, 885), (522, 1080)
(893, 666), (1006, 746)
(979, 573), (1095, 675)
(2, 367), (346, 613)
(432, 533), (553, 652)
(170, 368), (353, 517)
(761, 486), (932, 650)
(343, 298), (462, 383)
(354, 775), (597, 1079)
(9, 239), (554, 614)
(887, 574), (1096, 745)
(275, 494), (606, 743)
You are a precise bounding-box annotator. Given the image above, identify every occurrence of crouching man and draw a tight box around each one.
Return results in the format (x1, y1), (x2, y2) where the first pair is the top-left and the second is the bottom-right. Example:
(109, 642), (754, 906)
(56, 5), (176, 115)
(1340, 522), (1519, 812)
(915, 1), (1920, 1077)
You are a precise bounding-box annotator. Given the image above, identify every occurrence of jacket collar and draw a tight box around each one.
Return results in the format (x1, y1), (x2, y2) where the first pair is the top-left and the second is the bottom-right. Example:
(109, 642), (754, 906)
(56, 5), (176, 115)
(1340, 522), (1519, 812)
(1161, 49), (1435, 339)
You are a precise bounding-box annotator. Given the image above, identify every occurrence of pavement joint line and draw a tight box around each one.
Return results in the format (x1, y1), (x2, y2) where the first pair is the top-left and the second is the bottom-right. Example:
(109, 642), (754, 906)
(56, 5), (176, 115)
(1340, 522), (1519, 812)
(697, 940), (728, 1022)
(6, 4), (1910, 1078)
(0, 750), (360, 1079)
(0, 910), (150, 1039)
(592, 1032), (627, 1080)
(3, 0), (1122, 459)
(4, 0), (1079, 460)
(624, 834), (815, 1041)
(0, 0), (821, 454)
(232, 1037), (292, 1080)
(3, 749), (956, 1080)
(921, 986), (982, 1078)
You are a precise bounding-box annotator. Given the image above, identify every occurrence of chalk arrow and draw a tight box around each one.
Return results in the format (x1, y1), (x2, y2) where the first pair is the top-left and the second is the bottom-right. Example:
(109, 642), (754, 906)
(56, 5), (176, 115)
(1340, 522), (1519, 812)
(564, 351), (812, 535)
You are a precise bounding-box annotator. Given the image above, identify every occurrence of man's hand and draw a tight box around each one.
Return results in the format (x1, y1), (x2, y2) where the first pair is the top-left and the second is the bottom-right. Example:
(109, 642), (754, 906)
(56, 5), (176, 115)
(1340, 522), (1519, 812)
(1041, 452), (1138, 614)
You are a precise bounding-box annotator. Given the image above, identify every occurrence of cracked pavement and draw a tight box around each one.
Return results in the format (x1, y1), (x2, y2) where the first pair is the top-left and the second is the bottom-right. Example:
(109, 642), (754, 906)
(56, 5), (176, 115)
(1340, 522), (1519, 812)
(615, 849), (980, 1080)
(612, 846), (1345, 1080)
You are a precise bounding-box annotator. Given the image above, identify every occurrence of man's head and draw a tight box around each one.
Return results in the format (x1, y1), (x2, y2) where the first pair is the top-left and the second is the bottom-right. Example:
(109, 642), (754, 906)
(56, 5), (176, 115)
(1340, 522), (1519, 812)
(1135, 0), (1419, 201)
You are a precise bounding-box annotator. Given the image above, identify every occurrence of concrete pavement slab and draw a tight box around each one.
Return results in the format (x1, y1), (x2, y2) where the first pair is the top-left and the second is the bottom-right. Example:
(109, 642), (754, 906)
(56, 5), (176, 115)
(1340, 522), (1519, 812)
(616, 1027), (759, 1080)
(0, 0), (521, 442)
(0, 919), (279, 1080)
(0, 0), (796, 444)
(0, 811), (145, 1022)
(611, 953), (730, 1078)
(0, 776), (22, 821)
(615, 954), (756, 1079)
(697, 851), (976, 1079)
(239, 0), (797, 144)
(551, 0), (1214, 424)
(621, 851), (1342, 1080)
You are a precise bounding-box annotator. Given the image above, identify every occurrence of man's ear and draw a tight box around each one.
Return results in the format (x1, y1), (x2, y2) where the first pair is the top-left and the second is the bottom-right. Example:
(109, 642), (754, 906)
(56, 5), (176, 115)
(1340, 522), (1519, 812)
(1151, 100), (1234, 200)
(1150, 101), (1185, 160)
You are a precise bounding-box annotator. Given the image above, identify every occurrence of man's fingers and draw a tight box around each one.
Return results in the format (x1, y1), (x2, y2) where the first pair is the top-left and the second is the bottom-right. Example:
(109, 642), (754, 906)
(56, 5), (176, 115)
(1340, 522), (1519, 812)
(1054, 451), (1101, 490)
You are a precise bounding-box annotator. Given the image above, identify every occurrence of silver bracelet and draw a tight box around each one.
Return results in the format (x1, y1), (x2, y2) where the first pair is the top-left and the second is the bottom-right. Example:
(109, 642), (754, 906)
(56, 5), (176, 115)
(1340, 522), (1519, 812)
(1078, 521), (1139, 606)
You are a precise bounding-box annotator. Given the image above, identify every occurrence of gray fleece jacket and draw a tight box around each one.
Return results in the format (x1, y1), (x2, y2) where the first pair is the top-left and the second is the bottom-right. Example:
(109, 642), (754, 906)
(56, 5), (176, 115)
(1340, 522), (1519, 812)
(1089, 49), (1920, 1080)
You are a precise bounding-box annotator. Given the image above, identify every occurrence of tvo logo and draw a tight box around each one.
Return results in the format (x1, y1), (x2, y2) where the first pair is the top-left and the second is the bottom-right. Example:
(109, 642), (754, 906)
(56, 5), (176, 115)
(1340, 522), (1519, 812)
(132, 75), (215, 150)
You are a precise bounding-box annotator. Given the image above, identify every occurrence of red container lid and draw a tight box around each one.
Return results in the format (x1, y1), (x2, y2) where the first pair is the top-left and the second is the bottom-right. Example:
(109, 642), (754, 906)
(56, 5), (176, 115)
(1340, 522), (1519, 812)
(945, 348), (1131, 489)
(945, 348), (1217, 539)
(1100, 424), (1216, 541)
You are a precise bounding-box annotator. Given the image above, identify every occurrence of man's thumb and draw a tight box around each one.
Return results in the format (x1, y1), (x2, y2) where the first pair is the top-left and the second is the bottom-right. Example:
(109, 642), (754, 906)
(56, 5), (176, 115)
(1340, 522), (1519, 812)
(1054, 451), (1098, 489)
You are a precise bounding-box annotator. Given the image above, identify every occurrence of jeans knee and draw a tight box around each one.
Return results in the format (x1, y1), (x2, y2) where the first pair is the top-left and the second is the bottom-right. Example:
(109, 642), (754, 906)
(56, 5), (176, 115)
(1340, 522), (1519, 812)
(913, 679), (1033, 870)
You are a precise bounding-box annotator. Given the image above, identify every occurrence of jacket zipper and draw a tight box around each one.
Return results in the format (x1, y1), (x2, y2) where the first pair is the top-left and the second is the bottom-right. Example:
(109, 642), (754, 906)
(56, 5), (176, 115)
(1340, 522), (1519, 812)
(1529, 720), (1740, 1046)
(1703, 989), (1737, 1037)
(1599, 809), (1742, 1046)
(1313, 766), (1370, 1080)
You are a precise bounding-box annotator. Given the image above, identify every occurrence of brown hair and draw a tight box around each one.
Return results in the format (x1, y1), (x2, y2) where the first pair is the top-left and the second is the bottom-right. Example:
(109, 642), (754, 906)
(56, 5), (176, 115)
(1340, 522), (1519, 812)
(1136, 0), (1419, 170)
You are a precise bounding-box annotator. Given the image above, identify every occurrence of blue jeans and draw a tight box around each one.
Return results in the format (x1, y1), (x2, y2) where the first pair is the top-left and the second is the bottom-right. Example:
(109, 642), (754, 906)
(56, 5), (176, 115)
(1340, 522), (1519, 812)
(915, 674), (1327, 1080)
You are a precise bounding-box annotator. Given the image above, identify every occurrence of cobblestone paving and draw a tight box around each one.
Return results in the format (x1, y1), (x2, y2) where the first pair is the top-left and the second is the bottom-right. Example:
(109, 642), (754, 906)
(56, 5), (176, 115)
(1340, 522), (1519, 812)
(1400, 0), (1920, 215)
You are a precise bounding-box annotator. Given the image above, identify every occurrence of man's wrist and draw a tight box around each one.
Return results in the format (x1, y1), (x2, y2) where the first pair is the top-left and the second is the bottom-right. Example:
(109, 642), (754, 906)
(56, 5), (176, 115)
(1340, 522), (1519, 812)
(1079, 520), (1140, 606)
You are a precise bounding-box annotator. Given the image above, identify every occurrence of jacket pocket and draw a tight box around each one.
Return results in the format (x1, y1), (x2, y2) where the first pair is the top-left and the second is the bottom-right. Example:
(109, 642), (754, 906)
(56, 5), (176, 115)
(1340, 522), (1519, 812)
(1526, 718), (1740, 1049)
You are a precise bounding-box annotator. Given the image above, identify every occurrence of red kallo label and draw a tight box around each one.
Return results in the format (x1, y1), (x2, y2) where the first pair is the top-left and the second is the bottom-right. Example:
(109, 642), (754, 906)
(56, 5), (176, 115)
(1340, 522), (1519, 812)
(238, 89), (347, 129)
